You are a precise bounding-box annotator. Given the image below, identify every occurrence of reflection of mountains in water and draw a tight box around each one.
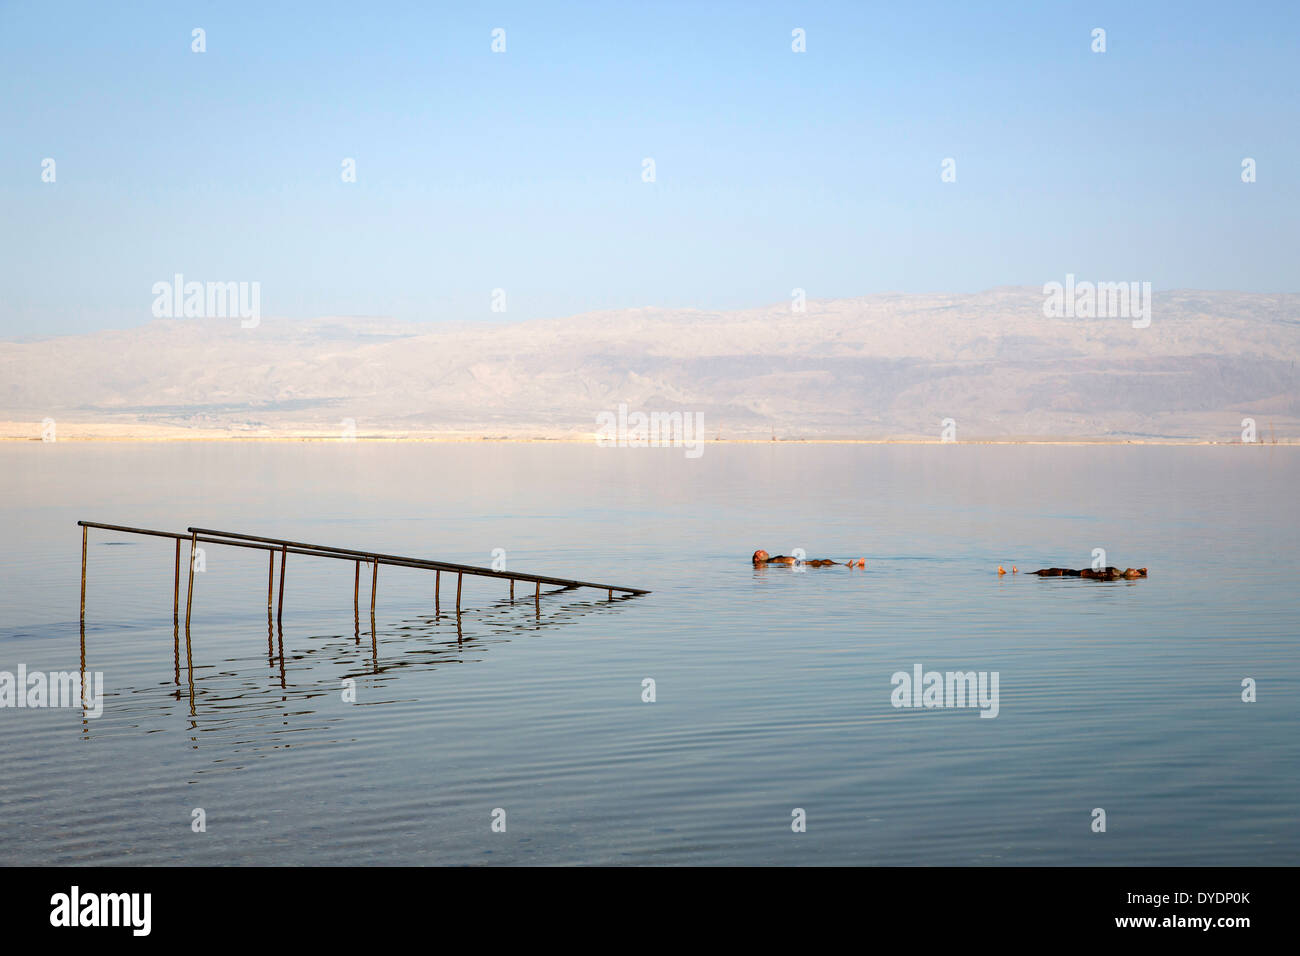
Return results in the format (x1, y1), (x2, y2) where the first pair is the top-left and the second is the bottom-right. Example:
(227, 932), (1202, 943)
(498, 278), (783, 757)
(79, 589), (643, 751)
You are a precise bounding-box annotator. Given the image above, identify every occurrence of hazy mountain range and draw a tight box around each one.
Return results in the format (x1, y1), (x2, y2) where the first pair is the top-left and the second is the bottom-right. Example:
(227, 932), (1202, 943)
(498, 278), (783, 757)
(3, 288), (1297, 441)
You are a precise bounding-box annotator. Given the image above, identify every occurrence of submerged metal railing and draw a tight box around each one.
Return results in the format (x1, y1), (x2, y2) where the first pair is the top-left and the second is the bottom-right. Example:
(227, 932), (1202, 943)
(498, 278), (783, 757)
(77, 520), (649, 627)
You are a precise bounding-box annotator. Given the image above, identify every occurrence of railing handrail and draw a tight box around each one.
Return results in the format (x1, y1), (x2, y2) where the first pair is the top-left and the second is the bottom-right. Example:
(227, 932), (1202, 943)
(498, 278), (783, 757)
(188, 525), (650, 594)
(75, 521), (650, 595)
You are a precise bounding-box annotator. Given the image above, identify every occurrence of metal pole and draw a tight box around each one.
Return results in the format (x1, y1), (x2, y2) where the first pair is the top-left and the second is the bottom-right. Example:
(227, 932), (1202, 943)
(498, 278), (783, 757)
(354, 559), (360, 620)
(371, 558), (378, 617)
(174, 538), (181, 623)
(435, 570), (441, 616)
(510, 579), (515, 600)
(267, 551), (274, 612)
(456, 572), (462, 613)
(79, 525), (87, 623)
(185, 525), (650, 595)
(276, 544), (286, 625)
(185, 530), (197, 631)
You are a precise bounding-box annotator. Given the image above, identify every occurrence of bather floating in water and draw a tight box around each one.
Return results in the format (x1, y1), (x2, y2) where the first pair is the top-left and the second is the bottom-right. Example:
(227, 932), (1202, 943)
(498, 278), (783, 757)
(1029, 566), (1147, 580)
(752, 550), (865, 568)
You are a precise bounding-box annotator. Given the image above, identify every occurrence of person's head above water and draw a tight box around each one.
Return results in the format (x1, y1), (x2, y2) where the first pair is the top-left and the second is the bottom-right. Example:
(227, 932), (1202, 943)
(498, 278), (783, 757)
(752, 549), (770, 564)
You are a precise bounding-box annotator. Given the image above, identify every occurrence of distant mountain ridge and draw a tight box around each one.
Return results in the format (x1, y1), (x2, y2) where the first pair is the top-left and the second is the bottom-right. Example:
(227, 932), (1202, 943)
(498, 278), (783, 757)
(2, 288), (1297, 441)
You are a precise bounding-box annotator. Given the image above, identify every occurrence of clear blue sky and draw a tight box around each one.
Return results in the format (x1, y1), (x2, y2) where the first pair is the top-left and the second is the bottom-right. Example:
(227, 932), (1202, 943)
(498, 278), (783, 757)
(2, 0), (1296, 336)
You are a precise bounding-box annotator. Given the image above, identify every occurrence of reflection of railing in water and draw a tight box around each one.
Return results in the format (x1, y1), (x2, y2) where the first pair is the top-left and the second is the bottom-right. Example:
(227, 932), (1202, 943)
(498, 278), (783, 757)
(78, 580), (628, 732)
(77, 520), (650, 629)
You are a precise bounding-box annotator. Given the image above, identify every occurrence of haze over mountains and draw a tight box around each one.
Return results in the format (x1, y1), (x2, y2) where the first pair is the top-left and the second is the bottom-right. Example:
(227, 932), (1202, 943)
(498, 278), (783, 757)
(3, 288), (1297, 441)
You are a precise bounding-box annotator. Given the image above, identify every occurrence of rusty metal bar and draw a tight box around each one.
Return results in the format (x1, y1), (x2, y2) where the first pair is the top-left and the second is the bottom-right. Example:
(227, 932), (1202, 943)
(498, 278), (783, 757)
(186, 526), (650, 595)
(510, 579), (514, 600)
(79, 525), (87, 623)
(78, 523), (529, 581)
(456, 572), (462, 613)
(267, 552), (274, 612)
(78, 521), (185, 541)
(184, 530), (196, 630)
(120, 527), (629, 590)
(78, 521), (357, 562)
(174, 539), (182, 623)
(371, 558), (378, 618)
(435, 569), (441, 616)
(354, 559), (360, 620)
(276, 545), (287, 625)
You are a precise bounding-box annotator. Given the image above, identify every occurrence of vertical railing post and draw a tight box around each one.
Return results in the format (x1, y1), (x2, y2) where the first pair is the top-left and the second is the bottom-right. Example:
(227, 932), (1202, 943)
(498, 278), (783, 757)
(267, 551), (274, 613)
(276, 544), (287, 625)
(79, 525), (88, 623)
(174, 538), (181, 623)
(370, 557), (378, 618)
(184, 530), (197, 630)
(369, 560), (378, 670)
(456, 572), (462, 613)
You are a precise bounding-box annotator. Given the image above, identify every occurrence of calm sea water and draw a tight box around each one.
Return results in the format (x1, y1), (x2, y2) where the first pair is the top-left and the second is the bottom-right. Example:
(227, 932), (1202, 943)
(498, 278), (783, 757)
(0, 442), (1295, 865)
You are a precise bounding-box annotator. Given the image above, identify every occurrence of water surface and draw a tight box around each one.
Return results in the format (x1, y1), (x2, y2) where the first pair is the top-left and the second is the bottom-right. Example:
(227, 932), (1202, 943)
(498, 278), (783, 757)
(0, 443), (1295, 865)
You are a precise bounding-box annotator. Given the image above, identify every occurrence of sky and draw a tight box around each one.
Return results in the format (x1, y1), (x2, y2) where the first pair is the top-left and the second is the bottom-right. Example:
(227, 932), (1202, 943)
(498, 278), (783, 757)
(1, 0), (1297, 337)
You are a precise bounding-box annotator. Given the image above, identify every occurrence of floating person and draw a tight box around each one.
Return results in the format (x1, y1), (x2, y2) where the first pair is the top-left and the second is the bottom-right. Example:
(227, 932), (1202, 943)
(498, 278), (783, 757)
(752, 550), (865, 568)
(1028, 566), (1147, 580)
